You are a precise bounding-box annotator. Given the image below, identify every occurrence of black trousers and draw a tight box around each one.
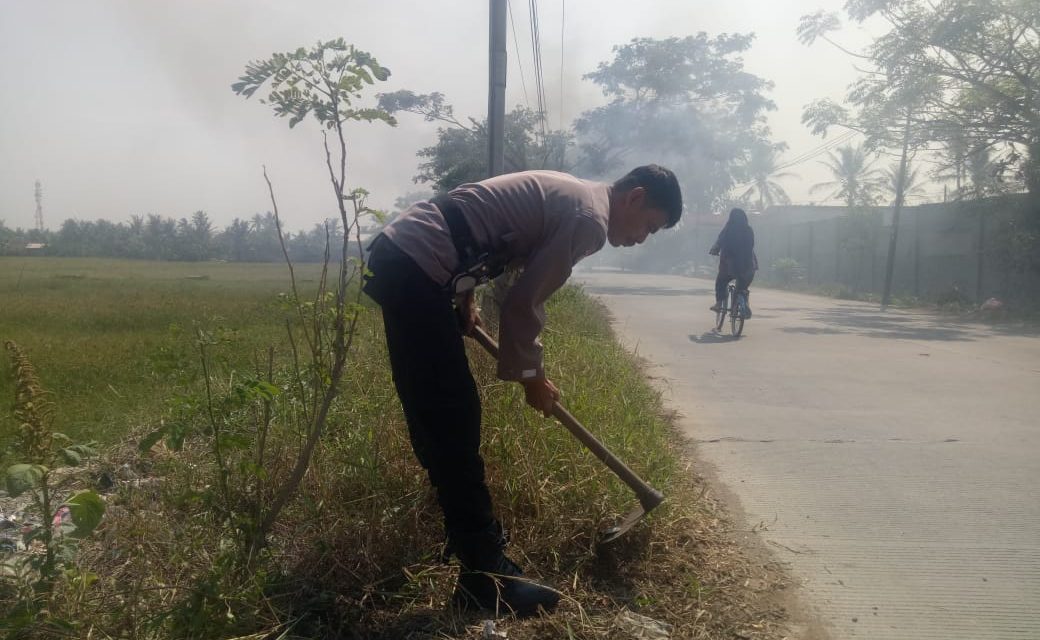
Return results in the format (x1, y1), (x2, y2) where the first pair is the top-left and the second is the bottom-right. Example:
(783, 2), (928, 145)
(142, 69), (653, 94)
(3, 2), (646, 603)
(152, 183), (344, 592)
(363, 239), (494, 536)
(715, 271), (754, 302)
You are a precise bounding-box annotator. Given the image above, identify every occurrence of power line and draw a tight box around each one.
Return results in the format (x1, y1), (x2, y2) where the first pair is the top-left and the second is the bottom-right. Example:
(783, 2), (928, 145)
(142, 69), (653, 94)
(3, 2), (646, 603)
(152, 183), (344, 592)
(730, 131), (860, 194)
(507, 0), (531, 112)
(775, 130), (858, 171)
(528, 0), (547, 136)
(559, 0), (565, 131)
(531, 0), (545, 128)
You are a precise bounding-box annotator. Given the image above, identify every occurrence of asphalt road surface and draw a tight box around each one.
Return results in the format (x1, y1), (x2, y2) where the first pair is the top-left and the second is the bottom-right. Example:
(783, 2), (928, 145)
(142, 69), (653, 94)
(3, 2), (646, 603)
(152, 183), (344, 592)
(576, 271), (1040, 639)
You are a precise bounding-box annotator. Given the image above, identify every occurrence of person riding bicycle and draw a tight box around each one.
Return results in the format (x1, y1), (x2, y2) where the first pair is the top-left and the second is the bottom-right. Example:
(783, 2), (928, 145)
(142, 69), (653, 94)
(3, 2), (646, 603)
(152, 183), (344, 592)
(709, 207), (757, 317)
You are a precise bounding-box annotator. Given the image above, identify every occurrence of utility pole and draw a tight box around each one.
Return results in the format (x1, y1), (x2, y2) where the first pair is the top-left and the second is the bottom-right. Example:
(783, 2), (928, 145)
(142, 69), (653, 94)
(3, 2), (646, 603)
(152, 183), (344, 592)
(487, 0), (507, 178)
(34, 180), (44, 231)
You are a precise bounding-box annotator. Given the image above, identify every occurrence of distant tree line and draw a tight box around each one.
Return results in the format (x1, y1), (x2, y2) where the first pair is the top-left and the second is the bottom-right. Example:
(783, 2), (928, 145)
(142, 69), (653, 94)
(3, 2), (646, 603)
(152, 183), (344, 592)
(0, 211), (359, 262)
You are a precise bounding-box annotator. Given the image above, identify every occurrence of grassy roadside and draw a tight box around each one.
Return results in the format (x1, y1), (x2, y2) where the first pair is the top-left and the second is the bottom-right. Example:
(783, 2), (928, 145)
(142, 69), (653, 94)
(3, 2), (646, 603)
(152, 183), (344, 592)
(0, 257), (792, 639)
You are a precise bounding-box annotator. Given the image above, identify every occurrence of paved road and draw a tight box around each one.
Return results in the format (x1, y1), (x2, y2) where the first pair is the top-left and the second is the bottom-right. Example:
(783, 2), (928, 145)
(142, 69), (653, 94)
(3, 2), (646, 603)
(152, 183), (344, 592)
(576, 271), (1040, 640)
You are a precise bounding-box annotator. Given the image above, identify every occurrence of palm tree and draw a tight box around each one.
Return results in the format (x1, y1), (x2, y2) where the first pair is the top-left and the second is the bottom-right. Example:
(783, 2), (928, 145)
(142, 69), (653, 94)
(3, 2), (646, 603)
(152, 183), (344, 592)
(933, 134), (969, 198)
(811, 144), (884, 208)
(739, 147), (796, 212)
(964, 147), (1004, 200)
(883, 163), (928, 205)
(250, 211), (281, 261)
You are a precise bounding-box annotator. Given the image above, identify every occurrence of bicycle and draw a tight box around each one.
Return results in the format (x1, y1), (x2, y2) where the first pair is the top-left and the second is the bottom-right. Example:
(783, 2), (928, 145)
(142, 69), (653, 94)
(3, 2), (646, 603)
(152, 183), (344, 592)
(714, 282), (748, 337)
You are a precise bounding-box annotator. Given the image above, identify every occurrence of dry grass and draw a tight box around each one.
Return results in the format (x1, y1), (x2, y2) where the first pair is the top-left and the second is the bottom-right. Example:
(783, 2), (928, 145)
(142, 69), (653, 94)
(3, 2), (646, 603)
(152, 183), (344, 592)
(56, 424), (792, 640)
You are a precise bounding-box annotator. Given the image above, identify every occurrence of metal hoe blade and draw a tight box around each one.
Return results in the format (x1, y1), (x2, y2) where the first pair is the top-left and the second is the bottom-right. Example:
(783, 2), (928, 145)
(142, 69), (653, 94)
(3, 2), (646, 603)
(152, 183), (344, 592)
(599, 489), (665, 544)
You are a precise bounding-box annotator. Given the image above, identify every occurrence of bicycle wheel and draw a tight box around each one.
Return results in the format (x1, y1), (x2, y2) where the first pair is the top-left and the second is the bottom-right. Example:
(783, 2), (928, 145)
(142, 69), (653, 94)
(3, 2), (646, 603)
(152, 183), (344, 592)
(730, 309), (744, 336)
(715, 304), (726, 331)
(729, 288), (744, 337)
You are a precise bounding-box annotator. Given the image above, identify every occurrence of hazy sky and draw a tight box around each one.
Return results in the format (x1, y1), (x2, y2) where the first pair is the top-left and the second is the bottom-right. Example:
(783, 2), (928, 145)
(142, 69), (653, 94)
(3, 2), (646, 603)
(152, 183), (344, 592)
(0, 0), (894, 232)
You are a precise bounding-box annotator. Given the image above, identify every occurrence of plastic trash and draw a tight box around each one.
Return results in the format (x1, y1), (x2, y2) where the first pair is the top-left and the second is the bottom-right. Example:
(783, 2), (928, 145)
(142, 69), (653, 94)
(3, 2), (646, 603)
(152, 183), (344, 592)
(615, 609), (673, 639)
(481, 620), (508, 639)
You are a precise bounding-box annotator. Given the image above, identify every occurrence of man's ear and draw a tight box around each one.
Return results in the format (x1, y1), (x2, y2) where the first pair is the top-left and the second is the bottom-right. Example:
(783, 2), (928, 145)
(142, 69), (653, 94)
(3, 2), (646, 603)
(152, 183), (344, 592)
(625, 186), (646, 210)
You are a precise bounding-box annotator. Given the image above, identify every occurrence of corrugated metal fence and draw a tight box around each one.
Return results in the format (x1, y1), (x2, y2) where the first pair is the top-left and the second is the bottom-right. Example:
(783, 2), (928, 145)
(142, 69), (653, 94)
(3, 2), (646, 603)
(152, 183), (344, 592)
(681, 196), (1038, 305)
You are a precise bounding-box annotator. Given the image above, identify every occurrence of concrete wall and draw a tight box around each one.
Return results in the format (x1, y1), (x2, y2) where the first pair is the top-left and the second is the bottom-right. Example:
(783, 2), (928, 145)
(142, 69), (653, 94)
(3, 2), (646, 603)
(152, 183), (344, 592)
(679, 196), (1038, 304)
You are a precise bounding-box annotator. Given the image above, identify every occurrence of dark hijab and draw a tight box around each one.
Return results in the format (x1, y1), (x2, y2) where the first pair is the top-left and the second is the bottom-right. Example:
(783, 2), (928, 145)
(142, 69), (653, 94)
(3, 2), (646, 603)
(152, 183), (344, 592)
(717, 208), (755, 274)
(727, 208), (749, 227)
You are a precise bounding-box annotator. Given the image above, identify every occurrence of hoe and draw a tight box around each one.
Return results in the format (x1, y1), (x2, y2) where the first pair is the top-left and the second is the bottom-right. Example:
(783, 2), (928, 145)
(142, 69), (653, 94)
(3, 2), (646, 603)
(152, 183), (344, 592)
(470, 326), (664, 543)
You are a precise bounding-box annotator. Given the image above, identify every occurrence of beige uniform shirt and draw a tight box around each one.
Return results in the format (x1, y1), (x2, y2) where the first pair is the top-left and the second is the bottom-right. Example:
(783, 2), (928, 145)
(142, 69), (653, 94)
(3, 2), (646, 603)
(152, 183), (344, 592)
(381, 170), (610, 381)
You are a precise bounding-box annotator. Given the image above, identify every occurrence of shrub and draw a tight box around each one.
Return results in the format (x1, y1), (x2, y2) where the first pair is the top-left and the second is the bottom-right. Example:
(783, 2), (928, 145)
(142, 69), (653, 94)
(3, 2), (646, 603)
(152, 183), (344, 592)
(770, 257), (805, 288)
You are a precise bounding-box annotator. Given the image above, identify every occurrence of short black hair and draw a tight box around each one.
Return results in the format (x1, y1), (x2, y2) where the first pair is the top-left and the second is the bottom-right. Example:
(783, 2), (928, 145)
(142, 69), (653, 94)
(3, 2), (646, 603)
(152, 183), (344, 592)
(613, 164), (683, 228)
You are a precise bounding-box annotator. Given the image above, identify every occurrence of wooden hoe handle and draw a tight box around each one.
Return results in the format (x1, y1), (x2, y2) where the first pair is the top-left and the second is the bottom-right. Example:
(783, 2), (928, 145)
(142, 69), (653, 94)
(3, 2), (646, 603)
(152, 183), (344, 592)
(470, 326), (664, 512)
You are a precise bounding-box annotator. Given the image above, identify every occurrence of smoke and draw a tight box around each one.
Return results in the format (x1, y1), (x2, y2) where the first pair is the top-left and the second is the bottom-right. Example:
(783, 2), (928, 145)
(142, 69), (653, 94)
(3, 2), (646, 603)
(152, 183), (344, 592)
(0, 0), (887, 231)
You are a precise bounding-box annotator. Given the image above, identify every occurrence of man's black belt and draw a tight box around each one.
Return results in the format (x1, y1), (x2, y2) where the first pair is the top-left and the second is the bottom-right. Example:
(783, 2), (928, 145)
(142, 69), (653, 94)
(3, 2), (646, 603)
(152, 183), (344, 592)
(431, 194), (506, 294)
(431, 194), (481, 265)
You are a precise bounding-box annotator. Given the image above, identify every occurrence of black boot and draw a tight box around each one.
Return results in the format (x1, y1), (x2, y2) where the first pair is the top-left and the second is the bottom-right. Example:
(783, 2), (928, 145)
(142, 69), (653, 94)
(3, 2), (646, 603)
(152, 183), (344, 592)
(448, 522), (559, 617)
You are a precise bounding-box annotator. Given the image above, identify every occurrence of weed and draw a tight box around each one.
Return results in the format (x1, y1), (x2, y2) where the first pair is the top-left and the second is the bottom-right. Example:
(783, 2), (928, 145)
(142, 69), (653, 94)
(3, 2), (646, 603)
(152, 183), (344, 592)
(1, 342), (104, 634)
(769, 258), (805, 288)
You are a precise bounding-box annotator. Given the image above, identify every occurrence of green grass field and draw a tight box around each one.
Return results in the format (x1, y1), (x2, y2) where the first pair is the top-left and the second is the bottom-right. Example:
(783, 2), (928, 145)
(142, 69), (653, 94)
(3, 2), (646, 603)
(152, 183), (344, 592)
(0, 257), (327, 451)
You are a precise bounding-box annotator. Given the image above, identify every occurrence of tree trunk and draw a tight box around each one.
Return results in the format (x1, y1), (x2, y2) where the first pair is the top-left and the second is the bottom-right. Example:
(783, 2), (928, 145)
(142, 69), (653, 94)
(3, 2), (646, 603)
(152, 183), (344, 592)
(1026, 139), (1040, 203)
(807, 222), (814, 284)
(835, 221), (841, 284)
(975, 210), (985, 304)
(881, 111), (913, 310)
(1026, 139), (1040, 222)
(913, 208), (921, 298)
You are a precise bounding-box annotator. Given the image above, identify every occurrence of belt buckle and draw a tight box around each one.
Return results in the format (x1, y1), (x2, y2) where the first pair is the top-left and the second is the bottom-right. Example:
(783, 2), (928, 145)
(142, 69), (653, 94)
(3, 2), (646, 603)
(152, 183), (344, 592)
(450, 253), (492, 295)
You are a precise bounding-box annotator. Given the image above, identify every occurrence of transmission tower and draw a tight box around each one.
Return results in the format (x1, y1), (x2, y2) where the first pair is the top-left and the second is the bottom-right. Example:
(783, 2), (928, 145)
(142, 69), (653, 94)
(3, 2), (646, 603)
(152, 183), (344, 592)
(34, 180), (44, 231)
